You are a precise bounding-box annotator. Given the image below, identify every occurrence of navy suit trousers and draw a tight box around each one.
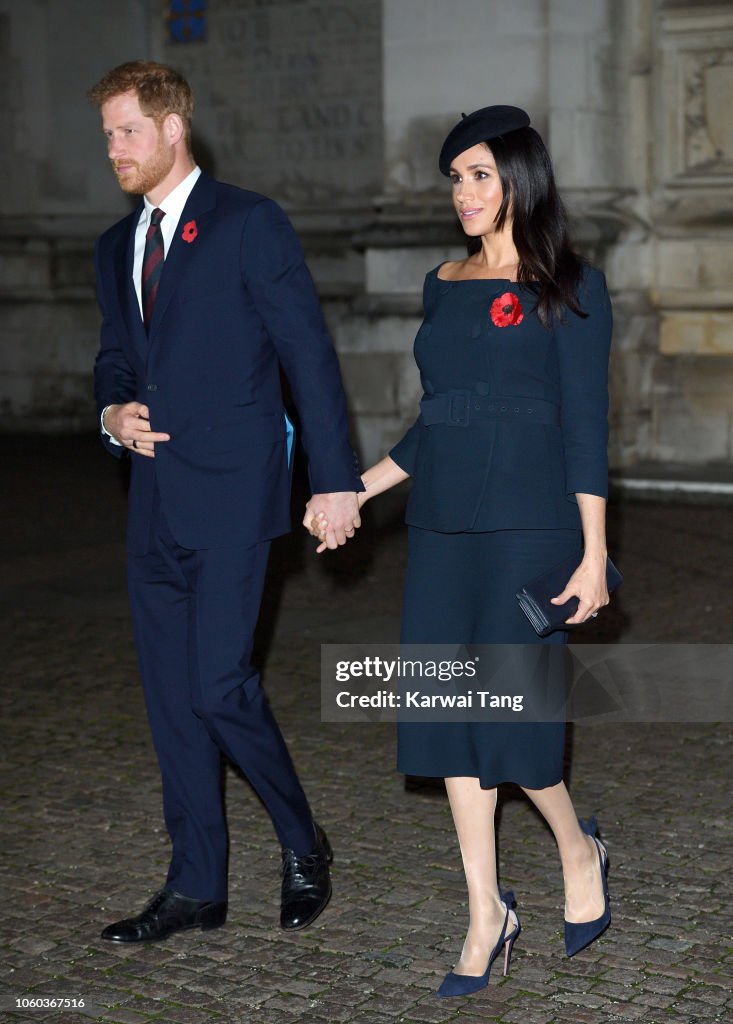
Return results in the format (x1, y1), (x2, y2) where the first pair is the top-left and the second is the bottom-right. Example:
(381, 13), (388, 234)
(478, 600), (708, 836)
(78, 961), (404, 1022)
(127, 497), (314, 901)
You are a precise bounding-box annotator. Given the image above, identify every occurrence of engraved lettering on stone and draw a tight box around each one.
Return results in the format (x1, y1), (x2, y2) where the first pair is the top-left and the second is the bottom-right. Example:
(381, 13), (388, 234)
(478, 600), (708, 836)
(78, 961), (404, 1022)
(162, 0), (382, 202)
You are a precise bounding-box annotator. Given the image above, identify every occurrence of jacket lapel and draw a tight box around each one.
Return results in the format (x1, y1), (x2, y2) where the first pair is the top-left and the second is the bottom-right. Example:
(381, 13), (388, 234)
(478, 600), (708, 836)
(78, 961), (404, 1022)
(113, 203), (148, 358)
(146, 173), (217, 344)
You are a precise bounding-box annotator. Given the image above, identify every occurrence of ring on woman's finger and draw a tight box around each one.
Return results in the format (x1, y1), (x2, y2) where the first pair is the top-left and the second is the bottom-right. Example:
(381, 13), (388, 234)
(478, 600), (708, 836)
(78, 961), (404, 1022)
(591, 611), (598, 618)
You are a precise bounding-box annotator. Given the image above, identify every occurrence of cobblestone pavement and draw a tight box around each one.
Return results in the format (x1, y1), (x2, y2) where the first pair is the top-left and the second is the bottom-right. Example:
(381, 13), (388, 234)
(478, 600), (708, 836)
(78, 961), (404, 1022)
(2, 437), (732, 1024)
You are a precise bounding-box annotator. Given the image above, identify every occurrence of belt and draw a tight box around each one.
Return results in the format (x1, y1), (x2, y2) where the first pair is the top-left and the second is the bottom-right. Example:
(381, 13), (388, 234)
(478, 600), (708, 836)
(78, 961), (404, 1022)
(420, 391), (560, 427)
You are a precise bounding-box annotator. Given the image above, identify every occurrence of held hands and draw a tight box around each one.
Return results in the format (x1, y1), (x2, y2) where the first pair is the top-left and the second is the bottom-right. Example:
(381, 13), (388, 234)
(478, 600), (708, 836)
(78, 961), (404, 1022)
(303, 459), (401, 552)
(303, 491), (361, 553)
(103, 403), (170, 458)
(550, 551), (609, 625)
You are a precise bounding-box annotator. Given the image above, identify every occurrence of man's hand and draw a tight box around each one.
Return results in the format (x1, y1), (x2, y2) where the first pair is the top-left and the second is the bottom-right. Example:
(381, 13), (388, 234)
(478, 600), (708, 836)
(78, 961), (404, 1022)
(103, 403), (171, 458)
(303, 492), (360, 551)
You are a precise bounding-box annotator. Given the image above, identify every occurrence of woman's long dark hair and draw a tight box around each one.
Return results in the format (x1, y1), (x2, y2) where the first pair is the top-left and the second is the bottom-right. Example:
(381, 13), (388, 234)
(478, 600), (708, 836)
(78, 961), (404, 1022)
(466, 127), (587, 326)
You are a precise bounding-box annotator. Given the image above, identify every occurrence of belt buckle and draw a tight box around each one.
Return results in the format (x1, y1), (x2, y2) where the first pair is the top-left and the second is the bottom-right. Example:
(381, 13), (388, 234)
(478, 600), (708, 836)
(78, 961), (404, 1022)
(447, 391), (470, 426)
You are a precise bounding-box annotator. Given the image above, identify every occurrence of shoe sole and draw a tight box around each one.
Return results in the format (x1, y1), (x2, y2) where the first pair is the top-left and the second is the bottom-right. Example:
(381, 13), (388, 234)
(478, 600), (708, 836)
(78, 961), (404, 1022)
(100, 905), (227, 943)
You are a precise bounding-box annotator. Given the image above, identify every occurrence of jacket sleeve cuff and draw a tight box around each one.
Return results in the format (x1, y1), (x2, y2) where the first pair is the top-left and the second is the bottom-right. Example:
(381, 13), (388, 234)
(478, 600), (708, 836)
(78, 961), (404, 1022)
(307, 446), (365, 494)
(389, 417), (422, 475)
(565, 463), (609, 501)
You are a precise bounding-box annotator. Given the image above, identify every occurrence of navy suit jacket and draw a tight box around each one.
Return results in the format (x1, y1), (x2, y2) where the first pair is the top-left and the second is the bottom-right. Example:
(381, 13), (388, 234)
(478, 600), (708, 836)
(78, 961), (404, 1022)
(94, 173), (362, 552)
(389, 265), (612, 532)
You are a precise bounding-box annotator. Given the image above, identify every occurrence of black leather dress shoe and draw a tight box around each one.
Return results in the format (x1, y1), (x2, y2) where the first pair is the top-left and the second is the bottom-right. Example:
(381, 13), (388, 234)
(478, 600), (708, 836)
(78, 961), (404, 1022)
(100, 889), (227, 943)
(280, 822), (333, 930)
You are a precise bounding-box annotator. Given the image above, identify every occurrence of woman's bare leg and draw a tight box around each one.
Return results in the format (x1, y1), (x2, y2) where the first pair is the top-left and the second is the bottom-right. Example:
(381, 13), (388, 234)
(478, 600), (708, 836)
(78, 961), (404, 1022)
(444, 777), (515, 974)
(521, 780), (605, 922)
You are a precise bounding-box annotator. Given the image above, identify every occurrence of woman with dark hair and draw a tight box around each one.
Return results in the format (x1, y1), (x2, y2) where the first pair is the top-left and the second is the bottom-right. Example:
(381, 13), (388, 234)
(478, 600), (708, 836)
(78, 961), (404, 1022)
(308, 106), (613, 996)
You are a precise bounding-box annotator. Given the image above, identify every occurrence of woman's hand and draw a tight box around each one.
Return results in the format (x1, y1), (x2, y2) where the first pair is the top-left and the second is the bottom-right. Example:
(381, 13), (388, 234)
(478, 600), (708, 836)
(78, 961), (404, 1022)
(307, 509), (328, 554)
(550, 550), (609, 625)
(303, 508), (350, 554)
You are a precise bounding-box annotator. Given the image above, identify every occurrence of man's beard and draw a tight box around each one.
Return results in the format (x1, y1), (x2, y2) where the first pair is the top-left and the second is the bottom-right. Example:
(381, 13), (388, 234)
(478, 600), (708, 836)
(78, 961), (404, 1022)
(112, 135), (176, 196)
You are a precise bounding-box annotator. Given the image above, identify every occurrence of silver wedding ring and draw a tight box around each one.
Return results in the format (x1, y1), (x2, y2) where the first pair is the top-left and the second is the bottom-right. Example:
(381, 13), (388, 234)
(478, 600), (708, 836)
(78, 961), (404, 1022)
(591, 611), (598, 618)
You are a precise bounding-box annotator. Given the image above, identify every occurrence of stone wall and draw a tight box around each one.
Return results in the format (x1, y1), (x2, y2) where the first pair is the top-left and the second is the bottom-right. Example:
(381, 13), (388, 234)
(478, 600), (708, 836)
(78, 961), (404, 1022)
(648, 0), (733, 461)
(1, 0), (731, 473)
(0, 0), (149, 431)
(159, 0), (383, 208)
(0, 0), (382, 432)
(339, 0), (733, 469)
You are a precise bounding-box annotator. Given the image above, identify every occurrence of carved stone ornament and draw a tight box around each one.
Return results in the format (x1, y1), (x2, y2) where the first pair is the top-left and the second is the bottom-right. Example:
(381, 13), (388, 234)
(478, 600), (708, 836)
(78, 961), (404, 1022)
(684, 50), (733, 174)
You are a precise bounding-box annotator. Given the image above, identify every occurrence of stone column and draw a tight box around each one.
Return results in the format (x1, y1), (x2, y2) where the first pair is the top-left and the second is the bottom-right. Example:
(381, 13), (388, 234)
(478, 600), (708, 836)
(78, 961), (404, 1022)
(545, 0), (654, 470)
(648, 0), (733, 462)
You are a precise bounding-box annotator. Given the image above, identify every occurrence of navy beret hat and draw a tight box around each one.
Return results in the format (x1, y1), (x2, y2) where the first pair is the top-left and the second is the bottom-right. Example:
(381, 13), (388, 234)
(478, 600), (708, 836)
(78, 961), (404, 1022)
(438, 105), (531, 176)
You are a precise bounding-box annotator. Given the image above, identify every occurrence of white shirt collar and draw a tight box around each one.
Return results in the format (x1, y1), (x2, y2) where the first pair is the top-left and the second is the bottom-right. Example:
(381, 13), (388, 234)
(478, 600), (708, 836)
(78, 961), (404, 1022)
(142, 165), (202, 223)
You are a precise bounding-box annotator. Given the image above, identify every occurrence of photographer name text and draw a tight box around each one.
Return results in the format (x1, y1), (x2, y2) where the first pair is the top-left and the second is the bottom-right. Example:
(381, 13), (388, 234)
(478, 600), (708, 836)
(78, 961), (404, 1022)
(335, 690), (524, 711)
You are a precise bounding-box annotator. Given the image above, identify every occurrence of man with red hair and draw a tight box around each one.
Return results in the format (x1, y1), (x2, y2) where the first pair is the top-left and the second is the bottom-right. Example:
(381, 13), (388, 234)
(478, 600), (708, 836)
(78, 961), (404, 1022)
(89, 61), (361, 943)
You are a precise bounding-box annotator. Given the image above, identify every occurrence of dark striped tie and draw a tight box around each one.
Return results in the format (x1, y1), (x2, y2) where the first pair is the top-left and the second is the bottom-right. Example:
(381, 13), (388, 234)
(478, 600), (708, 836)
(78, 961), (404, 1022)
(141, 207), (165, 329)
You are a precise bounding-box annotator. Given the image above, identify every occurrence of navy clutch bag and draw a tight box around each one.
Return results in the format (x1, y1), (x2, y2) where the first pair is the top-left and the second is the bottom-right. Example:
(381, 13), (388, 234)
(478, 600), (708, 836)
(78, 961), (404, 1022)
(516, 553), (623, 637)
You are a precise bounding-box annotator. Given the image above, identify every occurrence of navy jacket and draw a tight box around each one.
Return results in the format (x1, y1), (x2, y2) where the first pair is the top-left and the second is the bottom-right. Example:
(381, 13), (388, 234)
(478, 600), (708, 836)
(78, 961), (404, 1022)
(94, 173), (362, 552)
(389, 264), (612, 532)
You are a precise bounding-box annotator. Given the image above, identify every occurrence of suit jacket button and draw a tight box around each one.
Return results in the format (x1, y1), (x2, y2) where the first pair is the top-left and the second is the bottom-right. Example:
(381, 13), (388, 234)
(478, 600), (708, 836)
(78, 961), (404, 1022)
(147, 383), (158, 391)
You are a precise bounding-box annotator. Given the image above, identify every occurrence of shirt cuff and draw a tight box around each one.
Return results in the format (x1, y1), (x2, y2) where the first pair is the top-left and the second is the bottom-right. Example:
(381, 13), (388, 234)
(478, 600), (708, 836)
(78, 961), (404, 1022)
(101, 406), (123, 446)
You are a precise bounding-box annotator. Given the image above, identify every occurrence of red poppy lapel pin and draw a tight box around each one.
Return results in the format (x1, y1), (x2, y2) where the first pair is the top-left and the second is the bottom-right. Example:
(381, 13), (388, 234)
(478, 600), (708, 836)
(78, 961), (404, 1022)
(181, 219), (198, 244)
(490, 292), (524, 328)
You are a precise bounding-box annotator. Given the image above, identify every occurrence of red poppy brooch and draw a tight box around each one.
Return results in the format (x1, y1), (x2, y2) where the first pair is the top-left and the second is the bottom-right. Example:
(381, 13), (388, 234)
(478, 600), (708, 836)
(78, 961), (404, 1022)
(181, 219), (198, 244)
(490, 292), (524, 328)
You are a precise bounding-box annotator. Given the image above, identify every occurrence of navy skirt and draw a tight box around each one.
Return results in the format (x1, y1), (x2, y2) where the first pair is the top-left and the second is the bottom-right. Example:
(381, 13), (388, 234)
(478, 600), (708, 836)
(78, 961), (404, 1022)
(398, 526), (582, 789)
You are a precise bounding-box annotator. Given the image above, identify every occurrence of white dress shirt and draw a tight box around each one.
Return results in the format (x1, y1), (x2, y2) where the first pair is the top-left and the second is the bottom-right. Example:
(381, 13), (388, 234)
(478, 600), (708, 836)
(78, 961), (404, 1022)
(131, 165), (202, 316)
(102, 165), (202, 441)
